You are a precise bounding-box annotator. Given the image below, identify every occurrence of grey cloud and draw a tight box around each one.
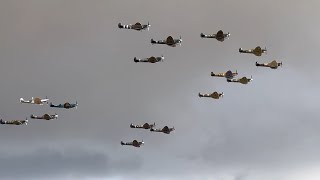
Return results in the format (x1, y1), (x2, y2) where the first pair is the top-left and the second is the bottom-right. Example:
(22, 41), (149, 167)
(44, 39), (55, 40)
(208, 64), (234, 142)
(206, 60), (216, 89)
(0, 147), (142, 179)
(0, 0), (320, 179)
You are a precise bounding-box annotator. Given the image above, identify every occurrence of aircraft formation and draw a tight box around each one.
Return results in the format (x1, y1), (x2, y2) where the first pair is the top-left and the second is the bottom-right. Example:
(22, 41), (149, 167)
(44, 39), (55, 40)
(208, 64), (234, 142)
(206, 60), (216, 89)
(0, 97), (78, 125)
(1, 21), (283, 148)
(118, 21), (283, 147)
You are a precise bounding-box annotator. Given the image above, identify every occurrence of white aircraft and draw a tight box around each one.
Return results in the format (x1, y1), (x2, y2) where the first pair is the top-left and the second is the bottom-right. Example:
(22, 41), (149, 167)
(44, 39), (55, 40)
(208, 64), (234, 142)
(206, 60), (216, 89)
(211, 70), (238, 79)
(256, 60), (282, 69)
(121, 140), (144, 148)
(151, 36), (182, 47)
(0, 118), (28, 125)
(30, 113), (58, 120)
(199, 91), (224, 99)
(227, 76), (253, 84)
(130, 122), (155, 129)
(200, 30), (230, 42)
(118, 22), (150, 31)
(150, 126), (175, 134)
(239, 46), (267, 56)
(20, 96), (49, 105)
(134, 55), (164, 63)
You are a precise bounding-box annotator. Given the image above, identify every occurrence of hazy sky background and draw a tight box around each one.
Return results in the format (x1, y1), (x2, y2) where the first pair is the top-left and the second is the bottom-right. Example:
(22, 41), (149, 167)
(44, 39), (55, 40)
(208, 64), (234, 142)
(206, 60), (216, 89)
(0, 0), (320, 179)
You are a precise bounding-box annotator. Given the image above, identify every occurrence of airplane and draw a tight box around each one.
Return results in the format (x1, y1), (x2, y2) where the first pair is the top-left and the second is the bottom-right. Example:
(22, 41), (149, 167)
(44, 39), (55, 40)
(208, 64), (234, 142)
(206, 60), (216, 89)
(199, 91), (224, 99)
(134, 55), (164, 63)
(118, 22), (150, 31)
(20, 96), (49, 105)
(239, 46), (267, 56)
(256, 60), (282, 69)
(150, 126), (175, 134)
(151, 36), (182, 47)
(130, 122), (155, 129)
(227, 76), (253, 84)
(0, 118), (28, 125)
(50, 102), (78, 109)
(121, 140), (144, 148)
(211, 70), (238, 79)
(30, 113), (58, 120)
(200, 30), (230, 42)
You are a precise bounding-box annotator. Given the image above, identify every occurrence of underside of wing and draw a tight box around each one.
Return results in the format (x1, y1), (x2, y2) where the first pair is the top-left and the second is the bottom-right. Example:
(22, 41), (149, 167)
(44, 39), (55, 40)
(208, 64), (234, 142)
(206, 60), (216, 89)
(268, 60), (278, 67)
(148, 56), (157, 63)
(132, 140), (139, 146)
(166, 36), (174, 45)
(34, 97), (41, 104)
(239, 77), (248, 84)
(211, 92), (219, 98)
(253, 46), (262, 55)
(225, 71), (233, 79)
(64, 102), (71, 108)
(162, 126), (169, 132)
(43, 114), (50, 120)
(216, 30), (224, 40)
(143, 123), (150, 129)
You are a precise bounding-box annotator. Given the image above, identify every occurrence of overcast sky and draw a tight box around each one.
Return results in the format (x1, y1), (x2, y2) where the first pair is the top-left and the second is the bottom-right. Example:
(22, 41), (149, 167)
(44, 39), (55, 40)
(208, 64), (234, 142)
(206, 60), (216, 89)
(0, 0), (320, 180)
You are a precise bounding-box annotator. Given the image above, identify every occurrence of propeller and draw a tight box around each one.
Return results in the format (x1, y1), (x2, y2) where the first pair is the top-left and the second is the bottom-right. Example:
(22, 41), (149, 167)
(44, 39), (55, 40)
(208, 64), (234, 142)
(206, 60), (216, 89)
(75, 101), (78, 109)
(221, 92), (224, 98)
(147, 21), (150, 31)
(161, 54), (164, 61)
